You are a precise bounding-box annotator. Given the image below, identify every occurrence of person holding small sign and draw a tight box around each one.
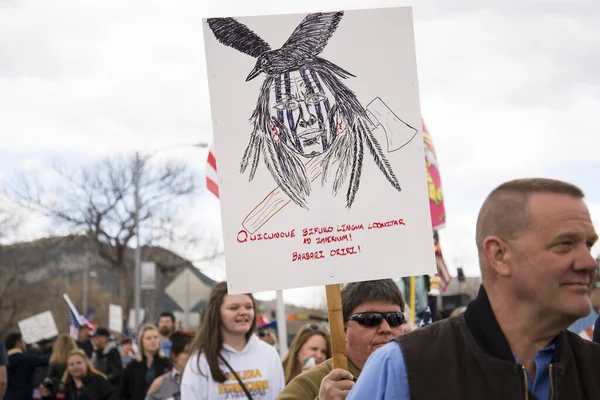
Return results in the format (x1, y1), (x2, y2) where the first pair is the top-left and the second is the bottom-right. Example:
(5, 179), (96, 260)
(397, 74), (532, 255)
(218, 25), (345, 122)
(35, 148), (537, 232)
(4, 332), (49, 400)
(277, 279), (406, 400)
(348, 178), (600, 399)
(181, 281), (285, 400)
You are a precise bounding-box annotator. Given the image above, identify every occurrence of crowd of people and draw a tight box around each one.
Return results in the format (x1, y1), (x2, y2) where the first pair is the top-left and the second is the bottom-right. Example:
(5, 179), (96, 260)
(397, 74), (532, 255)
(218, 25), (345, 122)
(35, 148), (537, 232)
(1, 177), (599, 399)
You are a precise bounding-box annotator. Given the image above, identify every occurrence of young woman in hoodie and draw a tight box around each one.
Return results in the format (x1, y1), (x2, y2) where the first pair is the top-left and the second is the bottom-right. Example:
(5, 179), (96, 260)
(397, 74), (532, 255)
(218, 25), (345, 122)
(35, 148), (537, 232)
(181, 281), (285, 399)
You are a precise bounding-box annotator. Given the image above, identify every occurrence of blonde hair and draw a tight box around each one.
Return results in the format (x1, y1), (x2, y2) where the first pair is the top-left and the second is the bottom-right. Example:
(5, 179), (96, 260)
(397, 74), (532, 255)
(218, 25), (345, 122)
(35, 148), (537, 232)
(50, 334), (78, 364)
(281, 324), (331, 385)
(135, 324), (165, 362)
(61, 349), (107, 390)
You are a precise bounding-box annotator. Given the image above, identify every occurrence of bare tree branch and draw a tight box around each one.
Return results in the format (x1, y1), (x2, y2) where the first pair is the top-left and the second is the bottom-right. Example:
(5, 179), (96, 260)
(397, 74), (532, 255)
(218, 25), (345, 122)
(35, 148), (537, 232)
(6, 153), (202, 313)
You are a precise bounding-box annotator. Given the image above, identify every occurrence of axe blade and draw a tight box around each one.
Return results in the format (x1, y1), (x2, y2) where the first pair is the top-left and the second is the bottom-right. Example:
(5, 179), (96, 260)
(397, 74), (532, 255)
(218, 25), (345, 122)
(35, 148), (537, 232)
(366, 97), (418, 153)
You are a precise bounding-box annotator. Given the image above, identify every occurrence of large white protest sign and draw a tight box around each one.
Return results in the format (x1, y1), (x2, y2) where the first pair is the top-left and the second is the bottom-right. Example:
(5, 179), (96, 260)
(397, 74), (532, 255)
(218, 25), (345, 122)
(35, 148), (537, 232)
(18, 311), (59, 344)
(203, 7), (436, 294)
(109, 304), (123, 333)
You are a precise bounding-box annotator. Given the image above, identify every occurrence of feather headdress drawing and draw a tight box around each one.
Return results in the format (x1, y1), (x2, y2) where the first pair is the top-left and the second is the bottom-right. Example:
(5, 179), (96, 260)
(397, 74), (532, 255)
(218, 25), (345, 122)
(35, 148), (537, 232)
(207, 12), (412, 210)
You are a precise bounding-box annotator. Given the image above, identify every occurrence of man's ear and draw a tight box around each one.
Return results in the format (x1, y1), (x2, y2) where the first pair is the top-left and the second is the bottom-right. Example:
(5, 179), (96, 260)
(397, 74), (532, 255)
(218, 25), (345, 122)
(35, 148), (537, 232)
(344, 323), (348, 342)
(482, 236), (512, 277)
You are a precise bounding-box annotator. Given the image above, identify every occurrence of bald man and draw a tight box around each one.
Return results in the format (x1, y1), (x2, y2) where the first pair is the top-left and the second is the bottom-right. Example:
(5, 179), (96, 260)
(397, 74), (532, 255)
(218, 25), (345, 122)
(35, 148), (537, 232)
(348, 178), (600, 400)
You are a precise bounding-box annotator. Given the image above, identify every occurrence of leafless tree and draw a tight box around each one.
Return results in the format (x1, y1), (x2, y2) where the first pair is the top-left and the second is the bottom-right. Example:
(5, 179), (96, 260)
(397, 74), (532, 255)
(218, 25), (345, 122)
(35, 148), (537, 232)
(8, 154), (200, 314)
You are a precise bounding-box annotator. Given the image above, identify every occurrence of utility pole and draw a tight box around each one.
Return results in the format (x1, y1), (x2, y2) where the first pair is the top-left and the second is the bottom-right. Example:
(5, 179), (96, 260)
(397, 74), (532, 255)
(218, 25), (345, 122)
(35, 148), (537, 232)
(185, 273), (190, 328)
(275, 290), (288, 358)
(134, 153), (141, 328)
(83, 260), (89, 315)
(132, 143), (208, 328)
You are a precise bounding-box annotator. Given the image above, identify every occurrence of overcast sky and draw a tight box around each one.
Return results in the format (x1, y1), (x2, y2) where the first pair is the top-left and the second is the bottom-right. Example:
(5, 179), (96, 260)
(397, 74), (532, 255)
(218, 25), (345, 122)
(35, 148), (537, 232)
(1, 0), (599, 307)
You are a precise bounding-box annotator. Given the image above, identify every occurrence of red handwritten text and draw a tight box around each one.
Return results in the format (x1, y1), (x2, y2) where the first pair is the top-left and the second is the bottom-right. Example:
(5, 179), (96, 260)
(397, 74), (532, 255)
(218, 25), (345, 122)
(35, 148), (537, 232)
(292, 250), (326, 262)
(330, 246), (361, 257)
(337, 224), (364, 232)
(238, 229), (295, 243)
(303, 226), (334, 237)
(368, 219), (405, 230)
(316, 233), (352, 245)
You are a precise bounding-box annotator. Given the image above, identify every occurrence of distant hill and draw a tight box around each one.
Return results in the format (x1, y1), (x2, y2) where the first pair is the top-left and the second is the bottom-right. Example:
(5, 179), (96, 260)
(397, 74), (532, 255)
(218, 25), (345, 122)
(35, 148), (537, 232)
(0, 234), (216, 336)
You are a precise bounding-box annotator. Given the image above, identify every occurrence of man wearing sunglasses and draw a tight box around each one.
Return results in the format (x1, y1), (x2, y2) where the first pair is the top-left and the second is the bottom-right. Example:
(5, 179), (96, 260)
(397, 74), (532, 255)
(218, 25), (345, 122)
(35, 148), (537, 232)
(277, 279), (406, 400)
(348, 178), (600, 400)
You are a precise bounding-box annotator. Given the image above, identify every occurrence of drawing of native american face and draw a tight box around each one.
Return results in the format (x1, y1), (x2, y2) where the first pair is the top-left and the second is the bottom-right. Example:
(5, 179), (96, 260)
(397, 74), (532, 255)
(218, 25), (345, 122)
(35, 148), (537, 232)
(207, 12), (407, 210)
(268, 69), (337, 158)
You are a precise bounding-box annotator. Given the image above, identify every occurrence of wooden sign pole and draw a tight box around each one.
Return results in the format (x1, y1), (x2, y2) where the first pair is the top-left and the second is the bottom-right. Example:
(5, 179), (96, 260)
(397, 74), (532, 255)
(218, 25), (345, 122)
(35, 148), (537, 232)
(410, 276), (416, 326)
(325, 284), (349, 371)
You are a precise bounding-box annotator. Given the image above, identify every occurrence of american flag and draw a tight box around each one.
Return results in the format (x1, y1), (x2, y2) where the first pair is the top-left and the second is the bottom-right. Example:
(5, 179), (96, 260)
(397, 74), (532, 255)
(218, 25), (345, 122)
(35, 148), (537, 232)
(63, 294), (96, 339)
(123, 320), (134, 341)
(434, 230), (452, 292)
(206, 143), (219, 199)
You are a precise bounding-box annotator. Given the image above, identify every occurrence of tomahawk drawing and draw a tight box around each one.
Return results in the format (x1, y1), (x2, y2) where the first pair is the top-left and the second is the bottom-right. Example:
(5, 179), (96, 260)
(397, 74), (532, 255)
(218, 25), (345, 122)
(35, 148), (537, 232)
(207, 12), (418, 234)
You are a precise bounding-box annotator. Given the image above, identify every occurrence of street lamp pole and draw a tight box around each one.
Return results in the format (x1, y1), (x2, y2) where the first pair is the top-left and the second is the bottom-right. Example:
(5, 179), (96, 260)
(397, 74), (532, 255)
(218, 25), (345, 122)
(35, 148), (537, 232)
(133, 142), (209, 328)
(134, 152), (142, 328)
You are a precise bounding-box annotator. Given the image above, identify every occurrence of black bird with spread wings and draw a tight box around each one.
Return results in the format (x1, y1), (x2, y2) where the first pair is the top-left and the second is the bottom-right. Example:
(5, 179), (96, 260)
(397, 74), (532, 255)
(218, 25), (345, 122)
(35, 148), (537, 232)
(206, 12), (402, 209)
(208, 13), (343, 81)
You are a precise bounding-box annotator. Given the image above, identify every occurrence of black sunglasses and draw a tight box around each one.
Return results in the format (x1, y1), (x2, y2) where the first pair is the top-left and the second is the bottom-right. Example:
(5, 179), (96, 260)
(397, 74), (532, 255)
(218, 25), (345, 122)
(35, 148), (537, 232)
(347, 312), (405, 328)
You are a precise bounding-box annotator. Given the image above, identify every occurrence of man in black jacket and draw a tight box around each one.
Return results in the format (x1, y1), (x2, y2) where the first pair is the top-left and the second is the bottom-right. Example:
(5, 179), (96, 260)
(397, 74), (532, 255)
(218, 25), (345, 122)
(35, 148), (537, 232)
(349, 178), (600, 400)
(76, 324), (93, 358)
(90, 327), (123, 389)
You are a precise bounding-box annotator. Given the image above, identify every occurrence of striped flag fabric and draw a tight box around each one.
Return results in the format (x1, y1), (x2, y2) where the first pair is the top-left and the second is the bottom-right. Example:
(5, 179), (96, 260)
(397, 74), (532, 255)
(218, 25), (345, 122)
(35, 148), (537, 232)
(434, 230), (452, 292)
(123, 320), (134, 341)
(206, 143), (219, 199)
(63, 294), (96, 339)
(568, 310), (598, 341)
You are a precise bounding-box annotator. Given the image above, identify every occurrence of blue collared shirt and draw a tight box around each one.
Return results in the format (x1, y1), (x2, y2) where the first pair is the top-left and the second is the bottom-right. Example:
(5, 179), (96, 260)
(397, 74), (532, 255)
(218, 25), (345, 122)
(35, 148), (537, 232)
(347, 341), (555, 400)
(515, 343), (555, 400)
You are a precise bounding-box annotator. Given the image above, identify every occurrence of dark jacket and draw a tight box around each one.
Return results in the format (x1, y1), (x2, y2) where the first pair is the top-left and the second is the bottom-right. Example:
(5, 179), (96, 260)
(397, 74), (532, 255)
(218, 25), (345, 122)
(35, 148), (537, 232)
(40, 363), (67, 396)
(395, 285), (600, 400)
(5, 350), (49, 400)
(593, 315), (600, 343)
(91, 342), (123, 388)
(119, 356), (171, 400)
(32, 345), (54, 393)
(48, 373), (116, 400)
(46, 362), (67, 383)
(76, 341), (93, 359)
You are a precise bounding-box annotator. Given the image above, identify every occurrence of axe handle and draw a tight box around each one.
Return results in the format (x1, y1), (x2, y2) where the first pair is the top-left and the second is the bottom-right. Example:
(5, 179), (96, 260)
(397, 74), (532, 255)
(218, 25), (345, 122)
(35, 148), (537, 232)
(242, 156), (323, 234)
